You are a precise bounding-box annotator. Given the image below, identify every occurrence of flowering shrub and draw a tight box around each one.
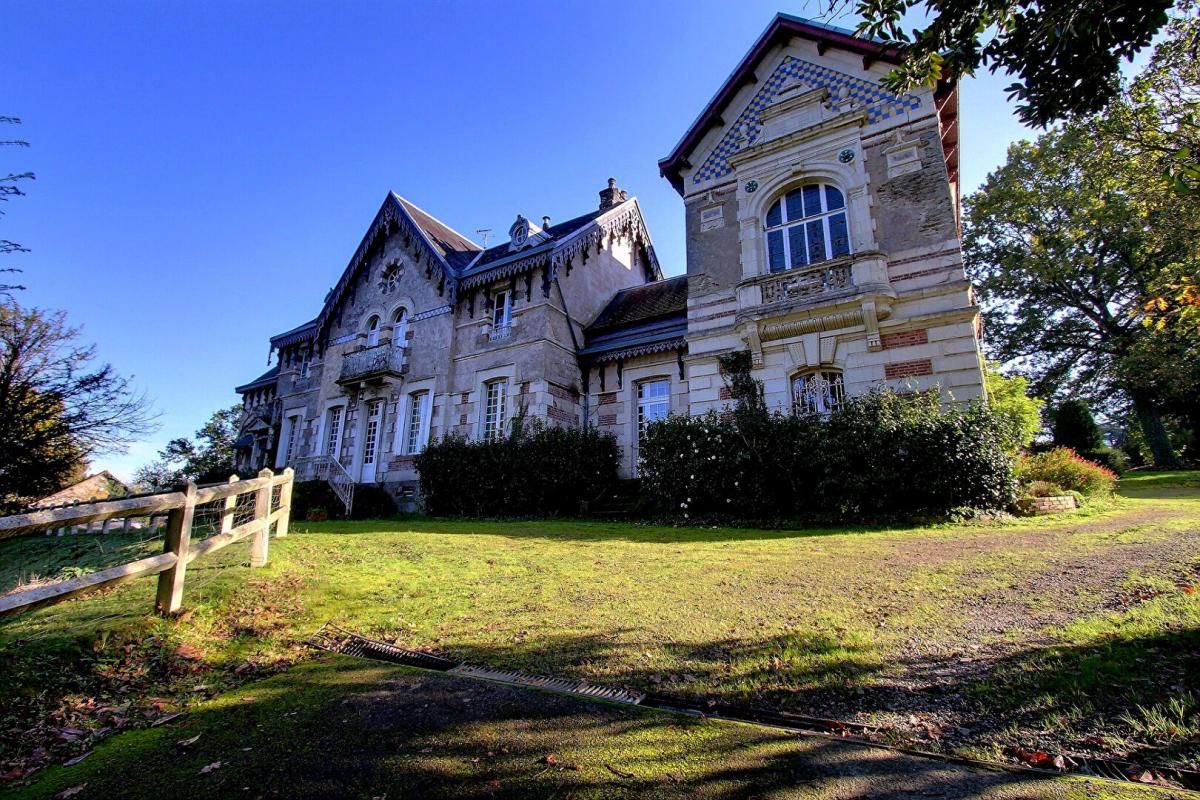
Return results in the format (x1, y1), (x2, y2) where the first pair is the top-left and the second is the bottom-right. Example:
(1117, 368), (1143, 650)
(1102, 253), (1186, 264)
(639, 389), (1016, 520)
(1015, 447), (1117, 496)
(415, 417), (619, 517)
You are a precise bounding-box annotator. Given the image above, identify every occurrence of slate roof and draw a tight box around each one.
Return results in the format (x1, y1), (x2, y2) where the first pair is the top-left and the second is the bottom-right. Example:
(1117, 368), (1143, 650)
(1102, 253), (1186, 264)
(580, 275), (689, 361)
(393, 194), (481, 272)
(234, 364), (280, 394)
(458, 207), (609, 279)
(269, 319), (317, 348)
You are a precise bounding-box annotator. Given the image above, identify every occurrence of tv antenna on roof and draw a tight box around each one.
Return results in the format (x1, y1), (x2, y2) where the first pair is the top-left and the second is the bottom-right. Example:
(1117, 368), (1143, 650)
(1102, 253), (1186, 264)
(475, 228), (492, 248)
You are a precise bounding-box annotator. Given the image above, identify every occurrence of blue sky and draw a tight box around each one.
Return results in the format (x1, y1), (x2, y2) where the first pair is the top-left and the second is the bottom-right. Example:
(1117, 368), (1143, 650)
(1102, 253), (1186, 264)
(2, 1), (1095, 479)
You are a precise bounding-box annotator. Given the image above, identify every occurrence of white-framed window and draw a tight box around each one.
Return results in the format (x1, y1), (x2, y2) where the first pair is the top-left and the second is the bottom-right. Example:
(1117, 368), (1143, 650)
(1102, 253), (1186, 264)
(298, 350), (311, 379)
(792, 370), (845, 417)
(492, 290), (512, 329)
(392, 308), (409, 347)
(764, 184), (851, 273)
(365, 315), (381, 346)
(637, 378), (671, 439)
(282, 414), (301, 465)
(405, 391), (431, 454)
(482, 379), (508, 441)
(325, 405), (345, 459)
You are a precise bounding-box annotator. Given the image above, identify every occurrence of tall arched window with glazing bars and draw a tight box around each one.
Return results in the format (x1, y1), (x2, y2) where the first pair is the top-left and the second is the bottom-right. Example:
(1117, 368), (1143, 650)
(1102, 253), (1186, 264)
(764, 184), (851, 273)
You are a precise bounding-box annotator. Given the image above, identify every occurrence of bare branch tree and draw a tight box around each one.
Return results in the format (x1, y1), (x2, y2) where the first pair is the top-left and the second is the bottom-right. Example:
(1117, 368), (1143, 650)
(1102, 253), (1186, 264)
(1, 116), (32, 296)
(0, 300), (159, 510)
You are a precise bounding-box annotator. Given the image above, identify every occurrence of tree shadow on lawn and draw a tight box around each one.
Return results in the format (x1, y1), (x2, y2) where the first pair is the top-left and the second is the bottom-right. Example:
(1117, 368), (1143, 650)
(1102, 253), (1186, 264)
(295, 515), (941, 545)
(435, 623), (1200, 770)
(10, 657), (1112, 800)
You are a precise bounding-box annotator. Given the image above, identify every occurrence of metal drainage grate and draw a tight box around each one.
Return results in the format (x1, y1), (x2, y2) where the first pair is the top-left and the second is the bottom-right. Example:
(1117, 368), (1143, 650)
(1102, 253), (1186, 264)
(307, 623), (457, 672)
(450, 664), (646, 705)
(306, 624), (1200, 792)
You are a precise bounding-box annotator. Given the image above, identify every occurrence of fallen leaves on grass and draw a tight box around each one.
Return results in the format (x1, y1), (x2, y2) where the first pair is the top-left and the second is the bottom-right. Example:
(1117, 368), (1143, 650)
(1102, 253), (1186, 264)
(199, 761), (223, 774)
(53, 785), (86, 799)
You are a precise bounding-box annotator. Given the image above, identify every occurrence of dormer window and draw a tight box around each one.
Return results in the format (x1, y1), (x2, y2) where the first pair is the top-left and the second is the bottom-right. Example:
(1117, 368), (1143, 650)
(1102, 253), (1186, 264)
(764, 184), (851, 273)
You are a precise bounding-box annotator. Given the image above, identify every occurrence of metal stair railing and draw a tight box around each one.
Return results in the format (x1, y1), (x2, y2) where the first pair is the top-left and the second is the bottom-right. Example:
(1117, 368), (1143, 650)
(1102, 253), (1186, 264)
(311, 456), (355, 516)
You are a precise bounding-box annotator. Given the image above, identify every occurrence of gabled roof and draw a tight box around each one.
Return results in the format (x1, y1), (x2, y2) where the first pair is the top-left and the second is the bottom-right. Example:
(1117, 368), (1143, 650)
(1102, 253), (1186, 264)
(658, 14), (903, 194)
(393, 194), (482, 272)
(312, 192), (481, 343)
(580, 275), (689, 362)
(235, 364), (279, 394)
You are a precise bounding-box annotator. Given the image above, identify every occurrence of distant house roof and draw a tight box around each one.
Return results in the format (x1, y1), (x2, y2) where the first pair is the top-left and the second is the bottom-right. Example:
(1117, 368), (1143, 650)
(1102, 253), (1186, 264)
(658, 13), (904, 194)
(235, 364), (279, 394)
(32, 471), (132, 509)
(581, 275), (689, 362)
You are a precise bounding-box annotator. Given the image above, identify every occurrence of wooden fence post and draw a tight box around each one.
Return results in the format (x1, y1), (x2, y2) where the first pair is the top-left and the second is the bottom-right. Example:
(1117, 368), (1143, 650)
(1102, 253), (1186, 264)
(276, 468), (294, 538)
(251, 469), (271, 567)
(221, 474), (239, 535)
(156, 481), (197, 615)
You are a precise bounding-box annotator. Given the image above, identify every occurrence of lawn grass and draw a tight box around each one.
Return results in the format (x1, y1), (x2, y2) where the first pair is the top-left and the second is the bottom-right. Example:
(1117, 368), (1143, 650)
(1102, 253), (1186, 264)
(2, 480), (1200, 793)
(2, 657), (1179, 800)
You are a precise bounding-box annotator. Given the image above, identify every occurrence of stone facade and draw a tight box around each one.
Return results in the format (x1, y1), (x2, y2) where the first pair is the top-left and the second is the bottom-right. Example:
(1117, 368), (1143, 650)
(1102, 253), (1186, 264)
(235, 14), (985, 503)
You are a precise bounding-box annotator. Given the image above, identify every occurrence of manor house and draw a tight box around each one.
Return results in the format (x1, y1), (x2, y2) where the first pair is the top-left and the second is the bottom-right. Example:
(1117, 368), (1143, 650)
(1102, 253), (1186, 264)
(234, 14), (984, 506)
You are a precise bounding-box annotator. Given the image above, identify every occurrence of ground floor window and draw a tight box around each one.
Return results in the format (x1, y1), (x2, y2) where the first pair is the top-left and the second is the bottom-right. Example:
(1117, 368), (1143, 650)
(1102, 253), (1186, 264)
(792, 370), (844, 416)
(282, 414), (300, 465)
(325, 405), (344, 459)
(406, 391), (430, 454)
(483, 380), (507, 441)
(637, 378), (671, 438)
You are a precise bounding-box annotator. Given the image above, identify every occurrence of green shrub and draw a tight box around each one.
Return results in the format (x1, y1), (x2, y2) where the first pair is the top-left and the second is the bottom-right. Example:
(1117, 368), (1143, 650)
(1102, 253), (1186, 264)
(1016, 447), (1117, 496)
(415, 417), (620, 517)
(639, 388), (1016, 520)
(1079, 445), (1128, 476)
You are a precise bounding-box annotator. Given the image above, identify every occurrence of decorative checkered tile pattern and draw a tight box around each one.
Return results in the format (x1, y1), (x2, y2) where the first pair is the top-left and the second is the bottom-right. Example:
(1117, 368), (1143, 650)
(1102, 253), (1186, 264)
(693, 55), (922, 185)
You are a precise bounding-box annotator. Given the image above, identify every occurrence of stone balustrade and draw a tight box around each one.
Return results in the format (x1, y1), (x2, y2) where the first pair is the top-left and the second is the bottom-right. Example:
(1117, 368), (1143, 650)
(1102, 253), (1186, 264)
(759, 262), (853, 305)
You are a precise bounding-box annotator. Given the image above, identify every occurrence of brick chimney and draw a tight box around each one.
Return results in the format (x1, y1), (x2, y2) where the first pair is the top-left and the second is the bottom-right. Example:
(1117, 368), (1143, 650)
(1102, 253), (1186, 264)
(598, 177), (628, 211)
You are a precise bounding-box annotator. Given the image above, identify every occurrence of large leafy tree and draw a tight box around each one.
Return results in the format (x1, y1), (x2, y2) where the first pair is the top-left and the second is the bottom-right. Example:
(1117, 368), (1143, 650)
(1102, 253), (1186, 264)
(851, 0), (1183, 127)
(0, 301), (158, 511)
(134, 404), (241, 490)
(964, 113), (1197, 466)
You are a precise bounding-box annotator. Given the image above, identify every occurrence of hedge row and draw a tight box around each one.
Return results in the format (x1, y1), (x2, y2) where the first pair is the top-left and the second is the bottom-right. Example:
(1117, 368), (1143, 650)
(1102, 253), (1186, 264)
(639, 389), (1017, 519)
(414, 417), (619, 517)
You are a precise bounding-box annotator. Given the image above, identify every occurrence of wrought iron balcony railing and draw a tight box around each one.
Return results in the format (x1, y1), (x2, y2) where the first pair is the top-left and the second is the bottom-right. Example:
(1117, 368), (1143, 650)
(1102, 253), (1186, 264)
(338, 343), (404, 384)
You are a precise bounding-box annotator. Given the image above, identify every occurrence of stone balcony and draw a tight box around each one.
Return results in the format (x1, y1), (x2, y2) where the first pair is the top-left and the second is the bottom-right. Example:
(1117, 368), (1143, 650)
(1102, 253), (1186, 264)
(337, 343), (406, 385)
(734, 251), (898, 357)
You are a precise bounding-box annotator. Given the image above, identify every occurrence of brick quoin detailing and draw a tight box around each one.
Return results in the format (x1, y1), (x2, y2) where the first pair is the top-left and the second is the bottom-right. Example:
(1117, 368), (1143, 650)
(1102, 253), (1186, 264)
(718, 387), (733, 400)
(880, 329), (928, 350)
(599, 414), (617, 426)
(885, 359), (934, 380)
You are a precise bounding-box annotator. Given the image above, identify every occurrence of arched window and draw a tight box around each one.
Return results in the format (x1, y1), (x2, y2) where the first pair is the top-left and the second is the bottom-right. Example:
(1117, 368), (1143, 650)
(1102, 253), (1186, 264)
(365, 315), (381, 346)
(792, 370), (845, 417)
(392, 308), (409, 348)
(764, 183), (851, 273)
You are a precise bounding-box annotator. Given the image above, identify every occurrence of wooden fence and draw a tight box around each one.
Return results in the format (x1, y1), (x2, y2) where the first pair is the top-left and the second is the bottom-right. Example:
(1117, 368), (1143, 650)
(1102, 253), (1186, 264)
(0, 468), (294, 619)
